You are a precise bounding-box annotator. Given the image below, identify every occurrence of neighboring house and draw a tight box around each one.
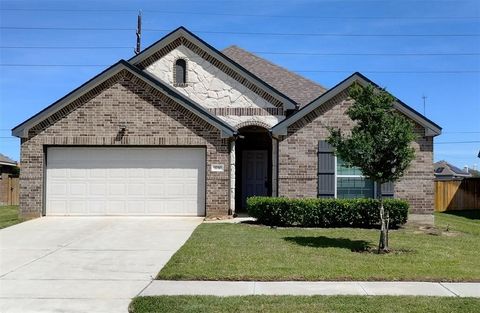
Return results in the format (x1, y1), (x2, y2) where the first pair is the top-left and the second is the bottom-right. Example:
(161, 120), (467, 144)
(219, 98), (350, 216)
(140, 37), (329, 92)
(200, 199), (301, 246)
(0, 153), (17, 171)
(12, 27), (441, 219)
(434, 160), (472, 180)
(468, 168), (480, 177)
(0, 153), (18, 205)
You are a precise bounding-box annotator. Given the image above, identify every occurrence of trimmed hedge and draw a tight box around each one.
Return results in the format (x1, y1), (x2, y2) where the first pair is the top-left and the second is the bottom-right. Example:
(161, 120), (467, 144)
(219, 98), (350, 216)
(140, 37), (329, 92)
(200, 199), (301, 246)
(247, 197), (408, 228)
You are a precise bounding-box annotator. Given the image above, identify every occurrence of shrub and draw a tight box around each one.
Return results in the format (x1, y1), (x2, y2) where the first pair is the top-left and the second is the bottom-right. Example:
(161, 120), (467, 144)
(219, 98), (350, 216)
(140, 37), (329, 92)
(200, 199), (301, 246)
(247, 197), (408, 228)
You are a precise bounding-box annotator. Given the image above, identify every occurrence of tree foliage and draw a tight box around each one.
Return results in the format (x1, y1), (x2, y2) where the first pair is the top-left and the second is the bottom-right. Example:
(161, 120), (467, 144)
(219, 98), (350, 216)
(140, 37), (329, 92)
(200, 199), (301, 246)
(328, 83), (416, 184)
(328, 83), (417, 252)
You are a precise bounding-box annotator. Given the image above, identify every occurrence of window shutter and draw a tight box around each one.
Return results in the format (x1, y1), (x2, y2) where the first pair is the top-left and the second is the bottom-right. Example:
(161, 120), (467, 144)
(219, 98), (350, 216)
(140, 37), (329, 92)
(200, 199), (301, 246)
(317, 140), (335, 198)
(381, 181), (394, 198)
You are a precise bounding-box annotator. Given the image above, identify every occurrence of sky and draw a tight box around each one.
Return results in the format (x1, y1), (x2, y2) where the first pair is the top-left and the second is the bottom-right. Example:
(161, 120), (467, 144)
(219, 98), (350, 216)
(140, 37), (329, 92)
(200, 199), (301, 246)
(0, 0), (479, 169)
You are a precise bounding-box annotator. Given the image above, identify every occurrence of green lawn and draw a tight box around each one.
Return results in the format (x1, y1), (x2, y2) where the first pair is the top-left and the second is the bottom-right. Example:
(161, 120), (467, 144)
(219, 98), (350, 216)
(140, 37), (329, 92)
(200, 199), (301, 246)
(158, 210), (480, 281)
(0, 205), (22, 229)
(129, 295), (480, 313)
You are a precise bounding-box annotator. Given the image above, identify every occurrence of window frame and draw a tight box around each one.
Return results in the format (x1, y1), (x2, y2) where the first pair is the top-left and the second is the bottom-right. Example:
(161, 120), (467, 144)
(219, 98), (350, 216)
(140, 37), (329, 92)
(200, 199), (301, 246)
(334, 156), (377, 199)
(173, 58), (188, 87)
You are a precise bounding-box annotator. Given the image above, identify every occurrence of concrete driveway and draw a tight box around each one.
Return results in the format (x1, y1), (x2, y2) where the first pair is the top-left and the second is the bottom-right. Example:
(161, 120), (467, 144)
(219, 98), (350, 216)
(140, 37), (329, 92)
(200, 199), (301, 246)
(0, 216), (202, 313)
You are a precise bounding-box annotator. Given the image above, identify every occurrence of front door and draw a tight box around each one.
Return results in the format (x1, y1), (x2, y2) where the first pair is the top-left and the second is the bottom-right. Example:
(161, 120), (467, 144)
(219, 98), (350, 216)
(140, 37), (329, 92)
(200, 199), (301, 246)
(242, 150), (268, 208)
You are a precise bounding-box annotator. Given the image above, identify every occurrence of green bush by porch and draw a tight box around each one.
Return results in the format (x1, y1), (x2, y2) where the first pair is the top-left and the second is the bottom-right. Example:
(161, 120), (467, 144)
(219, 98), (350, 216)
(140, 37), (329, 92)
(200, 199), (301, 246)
(247, 197), (408, 228)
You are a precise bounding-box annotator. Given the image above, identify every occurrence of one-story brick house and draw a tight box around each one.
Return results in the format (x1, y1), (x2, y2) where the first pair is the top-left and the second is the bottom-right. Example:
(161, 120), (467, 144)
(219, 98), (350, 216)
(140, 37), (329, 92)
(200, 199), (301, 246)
(12, 27), (441, 220)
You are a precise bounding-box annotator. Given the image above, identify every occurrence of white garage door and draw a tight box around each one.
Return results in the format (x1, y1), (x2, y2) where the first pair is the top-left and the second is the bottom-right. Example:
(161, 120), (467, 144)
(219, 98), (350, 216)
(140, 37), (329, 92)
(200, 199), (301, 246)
(46, 147), (206, 216)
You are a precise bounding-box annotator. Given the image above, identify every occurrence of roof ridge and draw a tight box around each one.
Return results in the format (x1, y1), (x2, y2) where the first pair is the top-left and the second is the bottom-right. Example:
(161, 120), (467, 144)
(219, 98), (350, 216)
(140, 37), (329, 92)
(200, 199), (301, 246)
(222, 45), (326, 91)
(128, 27), (298, 109)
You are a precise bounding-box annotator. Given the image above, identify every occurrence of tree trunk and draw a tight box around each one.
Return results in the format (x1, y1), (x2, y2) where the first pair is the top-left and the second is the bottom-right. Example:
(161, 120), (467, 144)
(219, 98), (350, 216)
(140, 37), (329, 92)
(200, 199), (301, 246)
(377, 192), (389, 253)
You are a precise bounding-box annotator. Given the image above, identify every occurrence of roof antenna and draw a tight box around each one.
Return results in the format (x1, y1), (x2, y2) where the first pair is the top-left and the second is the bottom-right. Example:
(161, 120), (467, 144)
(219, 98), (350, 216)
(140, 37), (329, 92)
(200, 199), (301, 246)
(422, 94), (427, 116)
(134, 10), (142, 55)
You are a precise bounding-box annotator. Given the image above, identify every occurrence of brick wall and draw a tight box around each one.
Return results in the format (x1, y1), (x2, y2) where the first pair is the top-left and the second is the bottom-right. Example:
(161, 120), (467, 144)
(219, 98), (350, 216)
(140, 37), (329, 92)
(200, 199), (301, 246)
(20, 70), (230, 218)
(278, 90), (435, 215)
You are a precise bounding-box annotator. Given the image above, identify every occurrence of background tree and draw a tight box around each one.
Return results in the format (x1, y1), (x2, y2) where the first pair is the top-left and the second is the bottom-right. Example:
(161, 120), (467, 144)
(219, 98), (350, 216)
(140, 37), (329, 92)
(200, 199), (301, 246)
(328, 83), (416, 252)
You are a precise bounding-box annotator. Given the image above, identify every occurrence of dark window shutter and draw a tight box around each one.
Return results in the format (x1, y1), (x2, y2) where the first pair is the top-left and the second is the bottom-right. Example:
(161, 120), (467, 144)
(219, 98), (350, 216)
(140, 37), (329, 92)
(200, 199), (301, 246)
(175, 59), (186, 84)
(317, 140), (335, 198)
(381, 181), (394, 198)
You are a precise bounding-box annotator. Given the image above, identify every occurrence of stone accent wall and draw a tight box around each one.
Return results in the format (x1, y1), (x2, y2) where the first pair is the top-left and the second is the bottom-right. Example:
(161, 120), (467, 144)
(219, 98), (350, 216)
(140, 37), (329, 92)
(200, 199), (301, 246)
(138, 37), (285, 108)
(219, 115), (284, 129)
(278, 90), (435, 215)
(145, 45), (286, 128)
(19, 70), (230, 218)
(146, 46), (278, 109)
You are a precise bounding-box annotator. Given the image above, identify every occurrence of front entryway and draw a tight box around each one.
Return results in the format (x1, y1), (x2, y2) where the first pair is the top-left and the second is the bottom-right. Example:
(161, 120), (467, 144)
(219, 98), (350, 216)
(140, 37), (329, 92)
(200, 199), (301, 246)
(242, 150), (268, 208)
(235, 126), (272, 211)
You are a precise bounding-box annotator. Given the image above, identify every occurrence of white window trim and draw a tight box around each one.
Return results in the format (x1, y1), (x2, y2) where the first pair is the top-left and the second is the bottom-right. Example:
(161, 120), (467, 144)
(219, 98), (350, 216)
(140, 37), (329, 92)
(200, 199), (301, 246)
(334, 156), (377, 199)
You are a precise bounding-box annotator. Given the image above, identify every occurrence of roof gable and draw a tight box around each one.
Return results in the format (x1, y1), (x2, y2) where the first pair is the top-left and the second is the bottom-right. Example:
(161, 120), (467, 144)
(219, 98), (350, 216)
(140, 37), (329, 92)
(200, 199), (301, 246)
(12, 60), (237, 138)
(271, 72), (442, 137)
(129, 27), (297, 110)
(222, 45), (326, 107)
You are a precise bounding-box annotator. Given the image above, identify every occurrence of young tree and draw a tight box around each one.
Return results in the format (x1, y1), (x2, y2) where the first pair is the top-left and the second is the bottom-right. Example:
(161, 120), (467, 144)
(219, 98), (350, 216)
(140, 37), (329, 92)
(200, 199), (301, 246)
(328, 83), (416, 252)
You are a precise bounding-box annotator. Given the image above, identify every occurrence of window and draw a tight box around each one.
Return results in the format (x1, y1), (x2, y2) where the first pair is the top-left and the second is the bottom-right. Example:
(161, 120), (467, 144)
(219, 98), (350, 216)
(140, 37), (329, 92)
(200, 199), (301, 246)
(174, 59), (187, 86)
(317, 140), (386, 199)
(336, 158), (375, 199)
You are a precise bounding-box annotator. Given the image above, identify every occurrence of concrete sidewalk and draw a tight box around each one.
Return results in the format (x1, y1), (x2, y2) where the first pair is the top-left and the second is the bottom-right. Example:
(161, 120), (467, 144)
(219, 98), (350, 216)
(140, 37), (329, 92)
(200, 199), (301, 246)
(142, 281), (480, 297)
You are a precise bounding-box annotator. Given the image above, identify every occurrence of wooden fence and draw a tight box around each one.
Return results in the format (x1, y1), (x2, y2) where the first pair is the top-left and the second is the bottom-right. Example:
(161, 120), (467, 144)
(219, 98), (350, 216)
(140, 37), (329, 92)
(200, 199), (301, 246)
(1, 176), (19, 206)
(435, 178), (480, 212)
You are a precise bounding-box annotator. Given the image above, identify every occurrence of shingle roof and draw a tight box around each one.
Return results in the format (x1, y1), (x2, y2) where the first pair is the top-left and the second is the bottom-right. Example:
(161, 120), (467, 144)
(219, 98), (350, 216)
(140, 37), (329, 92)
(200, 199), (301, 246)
(434, 160), (471, 177)
(0, 153), (17, 166)
(222, 45), (326, 107)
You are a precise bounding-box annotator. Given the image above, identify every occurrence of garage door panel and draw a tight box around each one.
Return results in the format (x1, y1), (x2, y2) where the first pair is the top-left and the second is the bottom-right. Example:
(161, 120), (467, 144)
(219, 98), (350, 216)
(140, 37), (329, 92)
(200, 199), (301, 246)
(88, 200), (106, 214)
(161, 200), (184, 213)
(70, 168), (87, 179)
(108, 184), (126, 196)
(49, 168), (67, 178)
(146, 201), (165, 214)
(105, 200), (126, 214)
(147, 168), (165, 178)
(128, 184), (145, 196)
(184, 183), (198, 196)
(145, 184), (164, 197)
(48, 183), (67, 196)
(46, 147), (206, 216)
(47, 200), (67, 214)
(108, 168), (127, 178)
(69, 201), (86, 214)
(128, 168), (145, 178)
(70, 183), (87, 196)
(90, 168), (106, 178)
(127, 200), (146, 214)
(90, 184), (107, 196)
